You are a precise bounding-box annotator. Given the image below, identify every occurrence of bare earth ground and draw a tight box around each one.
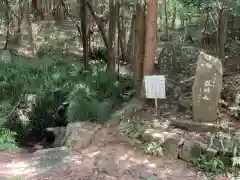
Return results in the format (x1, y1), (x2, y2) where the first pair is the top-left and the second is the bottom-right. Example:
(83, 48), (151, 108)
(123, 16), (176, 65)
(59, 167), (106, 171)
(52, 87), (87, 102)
(0, 125), (209, 180)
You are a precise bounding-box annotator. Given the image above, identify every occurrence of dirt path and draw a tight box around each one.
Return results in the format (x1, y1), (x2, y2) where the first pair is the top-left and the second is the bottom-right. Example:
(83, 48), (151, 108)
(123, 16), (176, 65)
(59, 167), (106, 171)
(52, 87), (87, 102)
(0, 126), (207, 180)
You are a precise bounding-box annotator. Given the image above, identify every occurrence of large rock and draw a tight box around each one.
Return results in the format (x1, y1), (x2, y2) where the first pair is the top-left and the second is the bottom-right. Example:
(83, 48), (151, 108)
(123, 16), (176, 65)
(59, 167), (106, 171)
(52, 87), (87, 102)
(45, 122), (101, 149)
(60, 122), (101, 150)
(192, 52), (223, 122)
(179, 140), (203, 162)
(141, 129), (180, 159)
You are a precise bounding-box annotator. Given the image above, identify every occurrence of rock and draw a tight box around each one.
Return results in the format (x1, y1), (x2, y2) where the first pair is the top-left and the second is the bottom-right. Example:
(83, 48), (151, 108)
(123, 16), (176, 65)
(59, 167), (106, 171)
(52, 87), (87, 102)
(0, 50), (11, 63)
(169, 118), (230, 133)
(179, 140), (202, 162)
(61, 122), (100, 150)
(162, 135), (180, 159)
(141, 129), (180, 159)
(192, 52), (223, 122)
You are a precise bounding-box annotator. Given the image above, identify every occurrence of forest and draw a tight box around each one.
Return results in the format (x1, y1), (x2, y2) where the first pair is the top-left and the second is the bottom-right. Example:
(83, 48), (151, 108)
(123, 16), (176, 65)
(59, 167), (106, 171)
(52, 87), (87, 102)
(0, 0), (239, 179)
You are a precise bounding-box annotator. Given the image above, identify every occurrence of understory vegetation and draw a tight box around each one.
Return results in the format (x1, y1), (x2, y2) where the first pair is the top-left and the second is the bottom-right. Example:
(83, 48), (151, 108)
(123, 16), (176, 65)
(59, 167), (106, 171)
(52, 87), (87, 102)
(0, 54), (132, 149)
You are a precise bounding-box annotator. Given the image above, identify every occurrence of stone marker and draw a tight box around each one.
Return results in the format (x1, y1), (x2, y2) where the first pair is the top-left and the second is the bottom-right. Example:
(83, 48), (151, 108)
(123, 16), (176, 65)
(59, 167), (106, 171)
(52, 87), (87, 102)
(192, 52), (223, 122)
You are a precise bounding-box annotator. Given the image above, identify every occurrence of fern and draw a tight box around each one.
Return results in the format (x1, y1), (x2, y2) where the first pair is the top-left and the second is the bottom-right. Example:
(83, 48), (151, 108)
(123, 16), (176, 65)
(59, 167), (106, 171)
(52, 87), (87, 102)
(232, 156), (240, 167)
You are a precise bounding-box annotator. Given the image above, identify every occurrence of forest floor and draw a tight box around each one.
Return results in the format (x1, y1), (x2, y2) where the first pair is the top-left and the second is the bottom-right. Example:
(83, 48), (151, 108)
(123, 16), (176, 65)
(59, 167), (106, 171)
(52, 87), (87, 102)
(0, 125), (208, 180)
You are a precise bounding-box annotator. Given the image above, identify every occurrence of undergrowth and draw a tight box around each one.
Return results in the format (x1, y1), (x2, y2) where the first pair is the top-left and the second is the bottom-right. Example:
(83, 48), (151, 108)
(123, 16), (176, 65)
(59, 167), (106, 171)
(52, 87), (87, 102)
(191, 135), (240, 179)
(0, 55), (132, 147)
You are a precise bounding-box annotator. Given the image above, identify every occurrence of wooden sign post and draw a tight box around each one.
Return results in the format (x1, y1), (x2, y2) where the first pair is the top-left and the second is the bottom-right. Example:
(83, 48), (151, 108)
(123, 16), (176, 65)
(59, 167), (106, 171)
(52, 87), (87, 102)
(144, 75), (166, 115)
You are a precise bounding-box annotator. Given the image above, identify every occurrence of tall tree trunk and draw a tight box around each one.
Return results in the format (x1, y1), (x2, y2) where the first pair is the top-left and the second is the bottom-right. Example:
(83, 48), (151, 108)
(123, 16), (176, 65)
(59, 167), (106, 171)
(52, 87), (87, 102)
(24, 0), (35, 55)
(143, 0), (158, 76)
(3, 0), (10, 50)
(217, 5), (228, 62)
(126, 14), (136, 64)
(80, 0), (89, 69)
(164, 0), (168, 38)
(134, 2), (146, 98)
(117, 0), (126, 62)
(107, 0), (117, 71)
(171, 2), (176, 29)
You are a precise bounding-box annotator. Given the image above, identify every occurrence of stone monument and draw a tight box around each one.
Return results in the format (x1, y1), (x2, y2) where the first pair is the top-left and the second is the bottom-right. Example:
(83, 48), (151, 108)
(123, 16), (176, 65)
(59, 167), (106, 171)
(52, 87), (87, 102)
(192, 52), (223, 122)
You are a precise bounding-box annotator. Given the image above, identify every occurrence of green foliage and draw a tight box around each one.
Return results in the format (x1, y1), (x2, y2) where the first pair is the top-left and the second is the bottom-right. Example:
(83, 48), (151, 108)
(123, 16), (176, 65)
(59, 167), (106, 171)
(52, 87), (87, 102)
(229, 105), (240, 118)
(89, 47), (107, 62)
(0, 55), (132, 140)
(192, 155), (226, 174)
(67, 61), (132, 123)
(141, 142), (163, 156)
(0, 127), (17, 151)
(191, 135), (240, 177)
(118, 118), (141, 138)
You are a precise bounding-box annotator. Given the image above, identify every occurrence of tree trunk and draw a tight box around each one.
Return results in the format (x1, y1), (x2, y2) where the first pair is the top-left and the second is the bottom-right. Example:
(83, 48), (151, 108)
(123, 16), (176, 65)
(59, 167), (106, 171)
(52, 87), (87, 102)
(24, 0), (35, 55)
(117, 0), (126, 62)
(107, 0), (117, 71)
(3, 0), (10, 50)
(87, 1), (108, 49)
(203, 11), (209, 34)
(134, 2), (146, 98)
(126, 14), (136, 65)
(80, 0), (89, 69)
(164, 0), (168, 38)
(217, 6), (228, 62)
(143, 0), (158, 76)
(171, 2), (176, 29)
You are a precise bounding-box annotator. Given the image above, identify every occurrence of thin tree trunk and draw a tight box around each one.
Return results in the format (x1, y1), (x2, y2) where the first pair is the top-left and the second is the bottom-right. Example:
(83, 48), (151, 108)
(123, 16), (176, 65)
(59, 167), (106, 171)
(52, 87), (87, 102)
(143, 0), (158, 76)
(24, 0), (35, 55)
(107, 0), (117, 71)
(126, 14), (136, 64)
(80, 0), (89, 69)
(171, 2), (176, 29)
(203, 11), (209, 34)
(117, 0), (126, 62)
(217, 6), (228, 62)
(164, 0), (168, 39)
(3, 0), (10, 50)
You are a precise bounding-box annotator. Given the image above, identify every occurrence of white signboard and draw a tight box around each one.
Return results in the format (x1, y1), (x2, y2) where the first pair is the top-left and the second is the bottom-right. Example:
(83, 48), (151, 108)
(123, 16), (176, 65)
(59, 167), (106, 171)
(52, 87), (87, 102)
(144, 75), (166, 99)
